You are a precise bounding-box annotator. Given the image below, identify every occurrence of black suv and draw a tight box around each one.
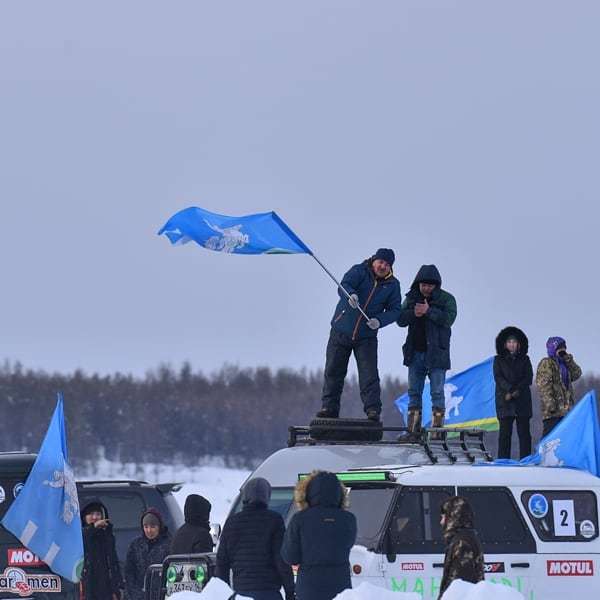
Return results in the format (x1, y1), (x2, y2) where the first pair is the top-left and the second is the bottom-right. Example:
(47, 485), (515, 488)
(0, 452), (184, 600)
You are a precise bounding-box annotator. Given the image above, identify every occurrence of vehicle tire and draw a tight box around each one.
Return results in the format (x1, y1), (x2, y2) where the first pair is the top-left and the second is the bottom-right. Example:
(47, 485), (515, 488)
(309, 417), (383, 442)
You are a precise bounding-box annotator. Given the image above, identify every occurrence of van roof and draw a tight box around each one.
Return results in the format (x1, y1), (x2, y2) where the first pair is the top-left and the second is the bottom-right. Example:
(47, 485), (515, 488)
(251, 444), (600, 488)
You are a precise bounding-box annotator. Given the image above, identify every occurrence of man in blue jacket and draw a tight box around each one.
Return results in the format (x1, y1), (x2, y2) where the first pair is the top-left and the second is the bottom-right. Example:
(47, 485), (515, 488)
(317, 248), (402, 421)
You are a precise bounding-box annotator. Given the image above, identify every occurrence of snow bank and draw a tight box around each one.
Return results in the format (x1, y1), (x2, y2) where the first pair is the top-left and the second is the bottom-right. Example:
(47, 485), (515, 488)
(442, 579), (525, 600)
(334, 582), (420, 600)
(169, 578), (251, 599)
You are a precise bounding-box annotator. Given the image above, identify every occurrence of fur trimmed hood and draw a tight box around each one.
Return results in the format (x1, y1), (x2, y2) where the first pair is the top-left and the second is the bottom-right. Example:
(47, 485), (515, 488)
(495, 326), (529, 356)
(294, 471), (349, 511)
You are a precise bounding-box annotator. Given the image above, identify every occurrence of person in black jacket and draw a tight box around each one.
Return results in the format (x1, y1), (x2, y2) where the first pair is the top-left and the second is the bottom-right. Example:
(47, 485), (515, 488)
(216, 478), (294, 600)
(438, 496), (484, 599)
(125, 509), (171, 600)
(282, 471), (357, 600)
(493, 326), (534, 459)
(81, 499), (123, 600)
(171, 494), (214, 555)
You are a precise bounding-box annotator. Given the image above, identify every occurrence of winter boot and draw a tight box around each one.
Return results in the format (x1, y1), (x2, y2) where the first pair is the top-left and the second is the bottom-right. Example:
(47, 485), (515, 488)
(366, 409), (381, 422)
(316, 408), (339, 419)
(431, 409), (446, 440)
(402, 408), (422, 441)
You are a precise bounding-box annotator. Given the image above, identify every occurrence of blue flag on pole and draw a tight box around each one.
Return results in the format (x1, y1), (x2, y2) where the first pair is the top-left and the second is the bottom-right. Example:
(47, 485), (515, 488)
(487, 390), (600, 476)
(2, 394), (84, 583)
(395, 357), (499, 430)
(158, 207), (312, 255)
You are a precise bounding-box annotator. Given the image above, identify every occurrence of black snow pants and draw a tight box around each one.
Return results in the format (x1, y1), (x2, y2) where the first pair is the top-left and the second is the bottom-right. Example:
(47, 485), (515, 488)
(498, 416), (532, 459)
(320, 328), (381, 415)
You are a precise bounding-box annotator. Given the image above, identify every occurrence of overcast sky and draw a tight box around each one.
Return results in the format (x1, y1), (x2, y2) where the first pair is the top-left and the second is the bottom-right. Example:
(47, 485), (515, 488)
(0, 1), (598, 380)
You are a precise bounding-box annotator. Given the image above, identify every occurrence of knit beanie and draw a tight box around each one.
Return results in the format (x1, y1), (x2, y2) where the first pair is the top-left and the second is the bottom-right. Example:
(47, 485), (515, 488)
(373, 248), (395, 267)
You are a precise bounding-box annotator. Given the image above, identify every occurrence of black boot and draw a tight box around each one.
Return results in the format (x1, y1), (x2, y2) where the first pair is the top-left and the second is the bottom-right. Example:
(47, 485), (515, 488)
(366, 409), (381, 422)
(316, 408), (339, 419)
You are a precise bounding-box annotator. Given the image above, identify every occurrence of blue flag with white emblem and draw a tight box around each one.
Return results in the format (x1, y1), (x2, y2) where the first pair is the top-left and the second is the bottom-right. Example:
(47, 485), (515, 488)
(395, 357), (499, 430)
(158, 207), (312, 255)
(2, 394), (84, 583)
(489, 390), (600, 476)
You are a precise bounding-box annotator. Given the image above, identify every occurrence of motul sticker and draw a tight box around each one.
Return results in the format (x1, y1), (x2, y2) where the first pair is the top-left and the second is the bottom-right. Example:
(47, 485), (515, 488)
(401, 562), (424, 571)
(7, 549), (45, 567)
(484, 562), (505, 574)
(547, 560), (594, 576)
(0, 567), (61, 596)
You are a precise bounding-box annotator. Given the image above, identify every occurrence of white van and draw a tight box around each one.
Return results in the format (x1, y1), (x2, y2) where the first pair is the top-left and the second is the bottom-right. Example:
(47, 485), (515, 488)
(228, 425), (600, 599)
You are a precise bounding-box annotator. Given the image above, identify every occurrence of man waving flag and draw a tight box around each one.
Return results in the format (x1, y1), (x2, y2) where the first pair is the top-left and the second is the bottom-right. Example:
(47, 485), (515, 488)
(2, 394), (84, 583)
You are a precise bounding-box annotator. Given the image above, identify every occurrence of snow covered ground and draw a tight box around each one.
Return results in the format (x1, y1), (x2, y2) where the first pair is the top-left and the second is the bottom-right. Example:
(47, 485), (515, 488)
(77, 458), (251, 523)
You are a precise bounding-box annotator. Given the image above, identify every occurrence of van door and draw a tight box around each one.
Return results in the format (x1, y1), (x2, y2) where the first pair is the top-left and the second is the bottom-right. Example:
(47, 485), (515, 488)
(458, 486), (537, 600)
(519, 488), (600, 599)
(379, 486), (454, 598)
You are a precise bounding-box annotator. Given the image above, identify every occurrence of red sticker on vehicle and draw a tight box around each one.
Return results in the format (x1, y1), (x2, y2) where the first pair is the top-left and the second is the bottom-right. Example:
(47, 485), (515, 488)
(547, 560), (594, 576)
(484, 562), (505, 573)
(7, 549), (45, 567)
(401, 562), (424, 571)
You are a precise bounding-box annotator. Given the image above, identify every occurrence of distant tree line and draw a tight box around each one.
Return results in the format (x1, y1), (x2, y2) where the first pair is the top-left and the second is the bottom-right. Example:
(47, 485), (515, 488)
(0, 361), (597, 469)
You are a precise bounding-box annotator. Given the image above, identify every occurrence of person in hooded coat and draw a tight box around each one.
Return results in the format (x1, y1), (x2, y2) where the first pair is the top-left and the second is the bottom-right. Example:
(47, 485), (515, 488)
(282, 471), (357, 600)
(216, 478), (294, 600)
(438, 496), (485, 599)
(81, 499), (123, 600)
(124, 508), (171, 600)
(170, 494), (214, 555)
(536, 337), (582, 437)
(493, 326), (534, 459)
(397, 265), (457, 435)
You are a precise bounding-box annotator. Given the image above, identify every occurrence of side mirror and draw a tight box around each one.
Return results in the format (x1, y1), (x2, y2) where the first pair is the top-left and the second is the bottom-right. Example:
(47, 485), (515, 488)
(210, 522), (222, 546)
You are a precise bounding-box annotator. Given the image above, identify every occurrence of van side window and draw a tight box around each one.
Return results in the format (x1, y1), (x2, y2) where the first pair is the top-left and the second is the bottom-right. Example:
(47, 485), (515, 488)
(386, 487), (453, 553)
(521, 490), (599, 542)
(79, 493), (146, 530)
(458, 487), (536, 554)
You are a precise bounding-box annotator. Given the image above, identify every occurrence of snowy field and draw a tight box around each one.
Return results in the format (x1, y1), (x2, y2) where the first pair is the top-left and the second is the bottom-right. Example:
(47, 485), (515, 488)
(77, 458), (251, 523)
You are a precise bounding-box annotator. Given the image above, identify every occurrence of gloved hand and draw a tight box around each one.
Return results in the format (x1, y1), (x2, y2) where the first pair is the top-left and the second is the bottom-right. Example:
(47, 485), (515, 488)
(285, 594), (296, 600)
(504, 392), (513, 402)
(512, 390), (520, 399)
(367, 318), (380, 330)
(348, 293), (359, 309)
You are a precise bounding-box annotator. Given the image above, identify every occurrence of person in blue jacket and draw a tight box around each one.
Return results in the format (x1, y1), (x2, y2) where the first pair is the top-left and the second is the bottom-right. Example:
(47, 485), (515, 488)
(316, 249), (402, 421)
(282, 471), (357, 600)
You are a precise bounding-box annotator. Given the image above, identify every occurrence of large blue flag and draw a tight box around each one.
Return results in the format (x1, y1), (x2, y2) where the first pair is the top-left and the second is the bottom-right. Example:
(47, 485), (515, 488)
(395, 357), (498, 430)
(158, 207), (312, 255)
(488, 390), (600, 476)
(2, 395), (84, 583)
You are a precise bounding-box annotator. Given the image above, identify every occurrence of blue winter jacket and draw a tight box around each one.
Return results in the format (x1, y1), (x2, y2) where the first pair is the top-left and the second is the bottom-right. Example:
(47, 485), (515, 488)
(281, 472), (357, 600)
(331, 260), (402, 341)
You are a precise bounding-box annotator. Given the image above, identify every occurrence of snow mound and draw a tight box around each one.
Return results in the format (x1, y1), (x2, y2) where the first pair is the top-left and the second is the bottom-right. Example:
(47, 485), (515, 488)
(334, 582), (420, 600)
(442, 579), (525, 600)
(169, 577), (251, 599)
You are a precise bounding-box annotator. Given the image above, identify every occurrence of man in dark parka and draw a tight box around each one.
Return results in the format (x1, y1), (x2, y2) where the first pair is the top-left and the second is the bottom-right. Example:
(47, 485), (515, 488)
(81, 499), (123, 600)
(216, 478), (294, 600)
(493, 326), (534, 459)
(282, 471), (357, 600)
(397, 264), (457, 435)
(171, 494), (214, 555)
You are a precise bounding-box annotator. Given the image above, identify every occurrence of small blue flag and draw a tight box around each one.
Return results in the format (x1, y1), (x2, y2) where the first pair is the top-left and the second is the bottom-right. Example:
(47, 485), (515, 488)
(158, 207), (312, 255)
(487, 390), (600, 476)
(395, 357), (499, 430)
(2, 394), (84, 583)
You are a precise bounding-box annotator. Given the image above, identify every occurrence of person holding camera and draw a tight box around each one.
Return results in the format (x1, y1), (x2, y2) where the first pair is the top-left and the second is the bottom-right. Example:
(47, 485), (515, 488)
(536, 337), (582, 437)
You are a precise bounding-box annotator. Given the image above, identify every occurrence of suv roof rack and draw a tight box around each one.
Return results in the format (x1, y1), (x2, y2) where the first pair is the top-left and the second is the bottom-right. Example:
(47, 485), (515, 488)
(288, 424), (493, 464)
(78, 480), (148, 486)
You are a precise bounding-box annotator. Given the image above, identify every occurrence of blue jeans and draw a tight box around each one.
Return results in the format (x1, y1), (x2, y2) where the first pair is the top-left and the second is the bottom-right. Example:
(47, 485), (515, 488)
(408, 352), (446, 411)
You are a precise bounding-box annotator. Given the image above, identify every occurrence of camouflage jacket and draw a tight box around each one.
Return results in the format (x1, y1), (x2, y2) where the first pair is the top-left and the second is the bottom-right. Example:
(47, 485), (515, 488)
(439, 528), (485, 598)
(535, 354), (582, 419)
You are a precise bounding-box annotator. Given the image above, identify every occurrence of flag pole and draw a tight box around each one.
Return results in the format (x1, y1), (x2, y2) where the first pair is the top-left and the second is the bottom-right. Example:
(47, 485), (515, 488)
(310, 253), (371, 321)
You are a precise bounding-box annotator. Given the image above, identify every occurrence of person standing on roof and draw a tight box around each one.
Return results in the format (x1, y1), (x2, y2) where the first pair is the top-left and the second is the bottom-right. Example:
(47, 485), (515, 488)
(397, 265), (457, 436)
(536, 337), (582, 437)
(171, 494), (214, 555)
(81, 499), (123, 600)
(438, 496), (484, 599)
(282, 471), (357, 600)
(493, 326), (534, 459)
(124, 508), (172, 600)
(317, 249), (402, 422)
(216, 478), (294, 600)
